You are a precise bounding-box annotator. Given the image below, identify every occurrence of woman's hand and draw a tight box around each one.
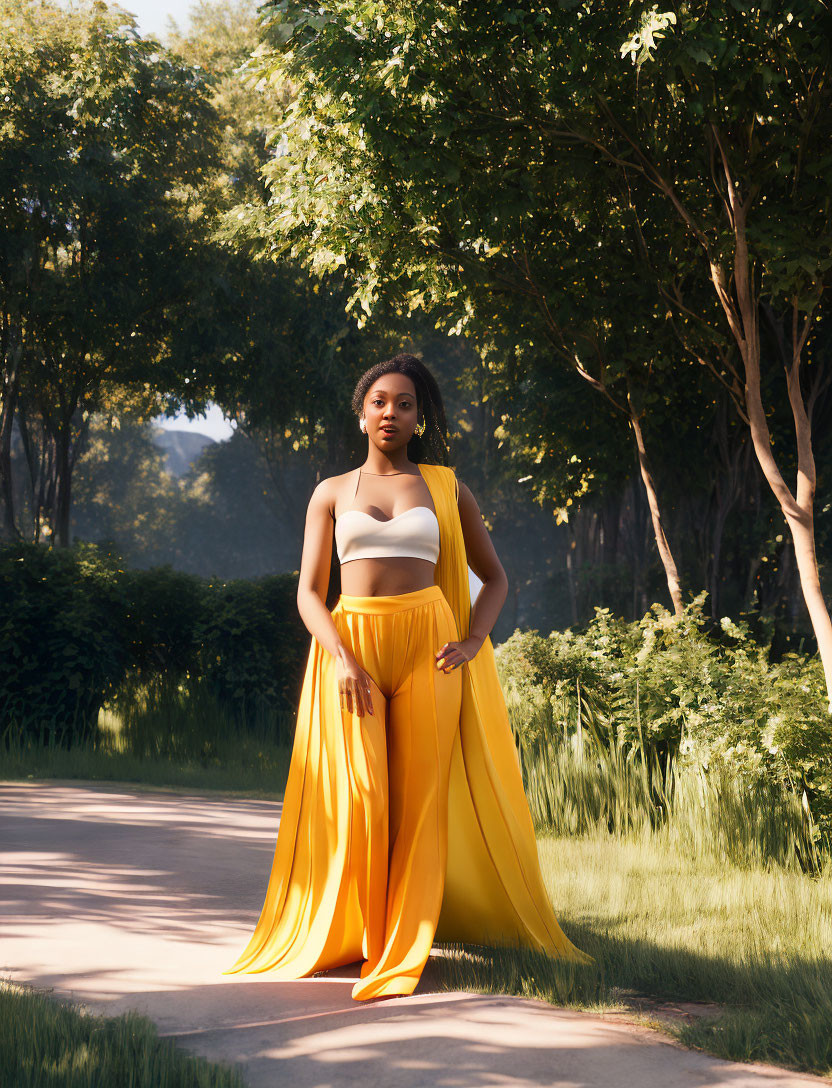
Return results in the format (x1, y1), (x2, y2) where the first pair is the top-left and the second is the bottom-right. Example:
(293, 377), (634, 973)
(435, 636), (483, 673)
(335, 653), (376, 718)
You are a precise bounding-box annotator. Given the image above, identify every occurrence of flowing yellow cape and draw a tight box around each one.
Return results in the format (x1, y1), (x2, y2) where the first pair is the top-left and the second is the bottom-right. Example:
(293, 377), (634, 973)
(224, 462), (593, 978)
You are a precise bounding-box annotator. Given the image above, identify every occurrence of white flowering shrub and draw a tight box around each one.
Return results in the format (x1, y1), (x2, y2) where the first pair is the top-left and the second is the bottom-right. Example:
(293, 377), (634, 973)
(496, 591), (832, 844)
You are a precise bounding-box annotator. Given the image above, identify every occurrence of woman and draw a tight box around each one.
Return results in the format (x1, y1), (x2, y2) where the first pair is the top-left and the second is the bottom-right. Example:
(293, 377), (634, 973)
(223, 353), (594, 1002)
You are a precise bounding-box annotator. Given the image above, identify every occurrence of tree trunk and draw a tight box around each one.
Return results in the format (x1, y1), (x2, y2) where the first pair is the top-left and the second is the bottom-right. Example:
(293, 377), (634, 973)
(628, 408), (684, 615)
(53, 428), (72, 547)
(708, 402), (749, 619)
(18, 407), (52, 543)
(565, 522), (579, 626)
(0, 335), (22, 542)
(708, 192), (832, 709)
(568, 362), (684, 617)
(0, 380), (18, 542)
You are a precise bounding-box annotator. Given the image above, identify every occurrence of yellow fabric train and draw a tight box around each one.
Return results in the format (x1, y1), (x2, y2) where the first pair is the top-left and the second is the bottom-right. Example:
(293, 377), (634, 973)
(223, 462), (594, 980)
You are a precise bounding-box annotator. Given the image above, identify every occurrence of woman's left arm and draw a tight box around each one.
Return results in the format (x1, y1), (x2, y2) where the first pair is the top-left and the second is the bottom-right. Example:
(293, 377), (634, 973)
(436, 479), (509, 673)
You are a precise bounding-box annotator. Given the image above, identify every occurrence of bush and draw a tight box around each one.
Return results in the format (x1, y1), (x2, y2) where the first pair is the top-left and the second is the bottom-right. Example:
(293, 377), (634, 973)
(495, 591), (832, 848)
(195, 574), (306, 725)
(121, 565), (207, 683)
(1, 541), (309, 749)
(0, 540), (129, 747)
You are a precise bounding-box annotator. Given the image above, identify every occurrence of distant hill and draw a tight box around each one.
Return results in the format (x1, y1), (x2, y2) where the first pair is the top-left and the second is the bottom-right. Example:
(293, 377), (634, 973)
(151, 427), (216, 477)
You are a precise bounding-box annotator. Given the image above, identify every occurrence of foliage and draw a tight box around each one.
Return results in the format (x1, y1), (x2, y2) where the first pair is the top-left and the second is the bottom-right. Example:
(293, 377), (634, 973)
(0, 0), (223, 542)
(229, 0), (719, 517)
(194, 571), (305, 722)
(163, 0), (283, 215)
(495, 592), (832, 846)
(69, 416), (188, 561)
(241, 0), (832, 344)
(158, 0), (414, 499)
(120, 566), (208, 682)
(68, 414), (309, 579)
(0, 540), (308, 746)
(234, 0), (832, 634)
(0, 540), (128, 745)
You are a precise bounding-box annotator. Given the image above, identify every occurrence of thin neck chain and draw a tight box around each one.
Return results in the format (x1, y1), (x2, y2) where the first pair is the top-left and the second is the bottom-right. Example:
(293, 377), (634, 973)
(359, 468), (415, 476)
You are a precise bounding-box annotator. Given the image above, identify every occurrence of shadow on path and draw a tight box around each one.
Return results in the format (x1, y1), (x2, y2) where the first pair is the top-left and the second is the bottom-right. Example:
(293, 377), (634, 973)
(1, 780), (826, 1088)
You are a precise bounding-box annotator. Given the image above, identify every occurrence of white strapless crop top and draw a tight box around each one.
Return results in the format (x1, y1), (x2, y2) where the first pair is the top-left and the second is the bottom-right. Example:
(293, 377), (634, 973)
(335, 506), (440, 564)
(335, 470), (440, 565)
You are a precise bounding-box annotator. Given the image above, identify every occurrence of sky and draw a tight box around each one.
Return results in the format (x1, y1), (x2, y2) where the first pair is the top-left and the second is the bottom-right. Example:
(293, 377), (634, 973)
(106, 0), (196, 40)
(154, 403), (237, 442)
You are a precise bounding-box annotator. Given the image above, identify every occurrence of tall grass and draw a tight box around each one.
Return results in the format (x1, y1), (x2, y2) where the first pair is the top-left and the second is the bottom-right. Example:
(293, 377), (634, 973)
(1, 676), (292, 796)
(435, 683), (832, 1077)
(1, 977), (247, 1088)
(505, 683), (830, 874)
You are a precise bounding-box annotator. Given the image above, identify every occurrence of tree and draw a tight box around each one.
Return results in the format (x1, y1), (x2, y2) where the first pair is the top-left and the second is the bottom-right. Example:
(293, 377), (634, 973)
(0, 0), (220, 543)
(589, 3), (832, 703)
(236, 0), (832, 705)
(158, 0), (402, 530)
(223, 0), (725, 614)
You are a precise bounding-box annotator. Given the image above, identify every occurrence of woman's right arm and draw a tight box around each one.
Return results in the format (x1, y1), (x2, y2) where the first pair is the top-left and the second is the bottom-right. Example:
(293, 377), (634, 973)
(296, 478), (348, 661)
(296, 478), (375, 716)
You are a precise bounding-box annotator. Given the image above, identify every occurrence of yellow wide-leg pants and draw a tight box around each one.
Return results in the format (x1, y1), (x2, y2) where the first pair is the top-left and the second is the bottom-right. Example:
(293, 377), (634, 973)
(223, 584), (463, 1001)
(335, 584), (463, 999)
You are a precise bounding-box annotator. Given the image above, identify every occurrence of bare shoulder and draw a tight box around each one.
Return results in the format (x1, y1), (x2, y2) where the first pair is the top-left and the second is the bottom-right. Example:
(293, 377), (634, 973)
(310, 470), (355, 517)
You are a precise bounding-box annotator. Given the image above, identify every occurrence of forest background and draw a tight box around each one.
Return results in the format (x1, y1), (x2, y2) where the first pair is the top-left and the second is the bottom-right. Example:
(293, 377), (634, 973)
(3, 0), (831, 648)
(3, 0), (832, 810)
(3, 3), (832, 1073)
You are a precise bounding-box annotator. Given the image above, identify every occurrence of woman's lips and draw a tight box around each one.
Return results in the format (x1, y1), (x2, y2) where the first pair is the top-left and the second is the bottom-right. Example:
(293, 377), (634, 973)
(381, 427), (397, 434)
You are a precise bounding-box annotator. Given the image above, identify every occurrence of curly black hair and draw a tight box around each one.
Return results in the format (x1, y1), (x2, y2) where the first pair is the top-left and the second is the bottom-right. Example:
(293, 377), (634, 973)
(350, 353), (451, 466)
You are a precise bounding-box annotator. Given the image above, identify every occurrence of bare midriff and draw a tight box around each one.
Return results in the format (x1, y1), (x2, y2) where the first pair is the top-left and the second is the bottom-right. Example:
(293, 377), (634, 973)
(339, 556), (437, 597)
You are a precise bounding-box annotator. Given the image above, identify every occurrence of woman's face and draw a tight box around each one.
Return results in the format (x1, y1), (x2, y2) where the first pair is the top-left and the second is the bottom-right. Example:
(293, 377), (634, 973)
(362, 374), (419, 449)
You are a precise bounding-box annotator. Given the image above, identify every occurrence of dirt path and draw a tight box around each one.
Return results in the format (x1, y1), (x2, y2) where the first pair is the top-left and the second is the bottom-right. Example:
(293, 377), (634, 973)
(2, 779), (826, 1088)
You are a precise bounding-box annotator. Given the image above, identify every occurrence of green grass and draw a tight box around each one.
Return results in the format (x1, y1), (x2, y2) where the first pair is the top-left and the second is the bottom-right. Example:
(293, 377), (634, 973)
(434, 706), (832, 1079)
(0, 977), (247, 1088)
(3, 679), (832, 1078)
(0, 736), (289, 798)
(433, 827), (832, 1079)
(0, 681), (291, 798)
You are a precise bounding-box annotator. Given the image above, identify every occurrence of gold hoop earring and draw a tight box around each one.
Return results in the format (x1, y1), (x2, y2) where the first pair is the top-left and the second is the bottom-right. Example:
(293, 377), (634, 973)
(414, 418), (425, 437)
